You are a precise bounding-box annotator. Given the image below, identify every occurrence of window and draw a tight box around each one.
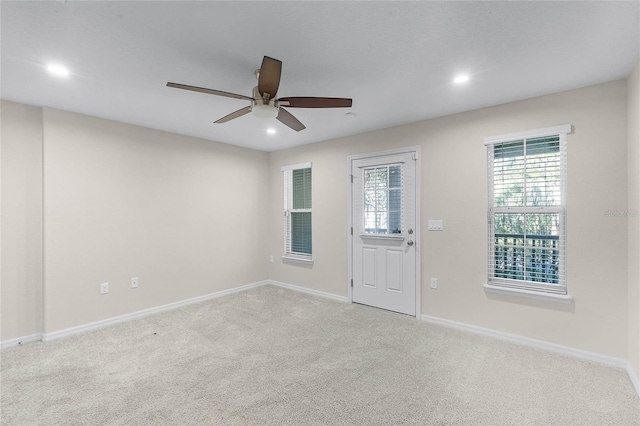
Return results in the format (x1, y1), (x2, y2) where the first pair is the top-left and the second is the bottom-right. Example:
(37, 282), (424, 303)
(485, 125), (571, 299)
(282, 163), (312, 261)
(363, 165), (402, 234)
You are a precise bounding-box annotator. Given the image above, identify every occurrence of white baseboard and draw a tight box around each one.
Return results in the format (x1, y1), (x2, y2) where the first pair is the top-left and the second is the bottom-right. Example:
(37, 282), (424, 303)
(4, 280), (346, 348)
(421, 314), (628, 369)
(3, 280), (638, 401)
(627, 363), (640, 398)
(41, 280), (270, 342)
(423, 314), (640, 400)
(267, 280), (349, 303)
(0, 332), (43, 350)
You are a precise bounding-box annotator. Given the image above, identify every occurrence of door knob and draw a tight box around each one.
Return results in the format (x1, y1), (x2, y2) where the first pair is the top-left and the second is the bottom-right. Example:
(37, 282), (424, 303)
(407, 240), (414, 246)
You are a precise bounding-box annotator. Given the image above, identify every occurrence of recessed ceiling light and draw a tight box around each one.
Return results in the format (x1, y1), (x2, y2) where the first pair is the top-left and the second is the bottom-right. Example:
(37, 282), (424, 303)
(266, 128), (276, 135)
(453, 74), (470, 84)
(46, 63), (70, 77)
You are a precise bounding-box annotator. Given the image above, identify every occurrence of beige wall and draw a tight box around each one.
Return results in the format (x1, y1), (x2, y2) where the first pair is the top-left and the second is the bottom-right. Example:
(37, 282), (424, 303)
(1, 101), (44, 341)
(628, 60), (640, 376)
(41, 108), (269, 333)
(1, 77), (634, 365)
(268, 80), (630, 359)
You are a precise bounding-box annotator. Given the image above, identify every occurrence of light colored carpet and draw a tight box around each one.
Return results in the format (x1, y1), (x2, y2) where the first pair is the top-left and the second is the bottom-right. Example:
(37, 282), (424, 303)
(1, 285), (639, 425)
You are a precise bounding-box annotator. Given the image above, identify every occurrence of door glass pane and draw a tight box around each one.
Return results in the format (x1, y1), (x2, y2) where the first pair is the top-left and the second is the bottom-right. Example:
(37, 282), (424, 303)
(389, 166), (401, 188)
(364, 169), (376, 189)
(376, 190), (387, 211)
(375, 168), (387, 188)
(363, 164), (402, 235)
(389, 189), (401, 211)
(389, 212), (401, 234)
(364, 212), (376, 233)
(376, 212), (388, 233)
(364, 191), (375, 211)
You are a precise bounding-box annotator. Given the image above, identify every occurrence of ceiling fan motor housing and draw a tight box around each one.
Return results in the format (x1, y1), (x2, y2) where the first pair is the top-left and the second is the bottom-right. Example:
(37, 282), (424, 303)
(251, 86), (279, 118)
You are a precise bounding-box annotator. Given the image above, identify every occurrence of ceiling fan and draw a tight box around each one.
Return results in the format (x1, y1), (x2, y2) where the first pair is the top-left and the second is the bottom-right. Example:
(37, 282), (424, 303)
(167, 56), (352, 132)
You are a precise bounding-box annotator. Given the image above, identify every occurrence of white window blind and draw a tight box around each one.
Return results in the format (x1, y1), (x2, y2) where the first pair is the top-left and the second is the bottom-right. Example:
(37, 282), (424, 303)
(282, 163), (312, 261)
(485, 125), (570, 295)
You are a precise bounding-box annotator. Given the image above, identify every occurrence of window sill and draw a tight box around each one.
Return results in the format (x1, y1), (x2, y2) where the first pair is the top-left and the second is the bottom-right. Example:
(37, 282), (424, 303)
(483, 283), (573, 304)
(282, 255), (314, 265)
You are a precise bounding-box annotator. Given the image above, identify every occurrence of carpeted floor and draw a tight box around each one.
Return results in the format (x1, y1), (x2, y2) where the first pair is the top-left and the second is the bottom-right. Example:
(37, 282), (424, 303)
(1, 285), (639, 425)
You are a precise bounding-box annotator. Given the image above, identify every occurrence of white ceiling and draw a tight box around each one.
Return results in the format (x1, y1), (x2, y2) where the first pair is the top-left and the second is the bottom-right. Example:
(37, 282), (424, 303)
(2, 1), (639, 152)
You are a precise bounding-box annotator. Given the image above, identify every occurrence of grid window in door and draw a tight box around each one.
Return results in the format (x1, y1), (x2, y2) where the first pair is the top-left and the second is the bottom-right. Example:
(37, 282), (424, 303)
(283, 163), (312, 260)
(363, 165), (402, 234)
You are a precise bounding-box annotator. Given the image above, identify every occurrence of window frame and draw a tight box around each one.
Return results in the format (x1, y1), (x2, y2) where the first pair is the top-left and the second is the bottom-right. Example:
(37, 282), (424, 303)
(362, 163), (404, 236)
(484, 125), (572, 303)
(282, 162), (313, 263)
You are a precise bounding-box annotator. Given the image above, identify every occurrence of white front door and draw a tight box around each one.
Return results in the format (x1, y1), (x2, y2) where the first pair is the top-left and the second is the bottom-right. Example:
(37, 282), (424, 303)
(350, 151), (418, 316)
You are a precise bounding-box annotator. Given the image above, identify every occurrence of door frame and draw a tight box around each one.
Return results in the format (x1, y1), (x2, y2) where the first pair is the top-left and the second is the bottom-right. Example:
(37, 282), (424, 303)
(347, 146), (421, 317)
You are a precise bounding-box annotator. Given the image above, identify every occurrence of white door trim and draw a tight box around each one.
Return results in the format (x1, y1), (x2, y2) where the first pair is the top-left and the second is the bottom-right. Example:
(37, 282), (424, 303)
(347, 146), (421, 317)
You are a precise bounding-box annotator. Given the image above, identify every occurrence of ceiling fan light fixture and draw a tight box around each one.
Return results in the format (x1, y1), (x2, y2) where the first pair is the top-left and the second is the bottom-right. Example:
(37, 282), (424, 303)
(251, 104), (278, 119)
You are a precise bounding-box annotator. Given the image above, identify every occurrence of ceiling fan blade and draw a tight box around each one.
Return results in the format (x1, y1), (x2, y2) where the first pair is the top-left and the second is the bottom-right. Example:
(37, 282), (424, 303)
(278, 97), (352, 108)
(214, 106), (252, 124)
(277, 107), (306, 132)
(167, 82), (253, 101)
(258, 56), (282, 99)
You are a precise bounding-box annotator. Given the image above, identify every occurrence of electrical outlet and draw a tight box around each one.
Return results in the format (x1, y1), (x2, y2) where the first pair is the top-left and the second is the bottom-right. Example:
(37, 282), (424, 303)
(131, 277), (138, 289)
(430, 278), (438, 289)
(269, 255), (274, 263)
(100, 282), (109, 294)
